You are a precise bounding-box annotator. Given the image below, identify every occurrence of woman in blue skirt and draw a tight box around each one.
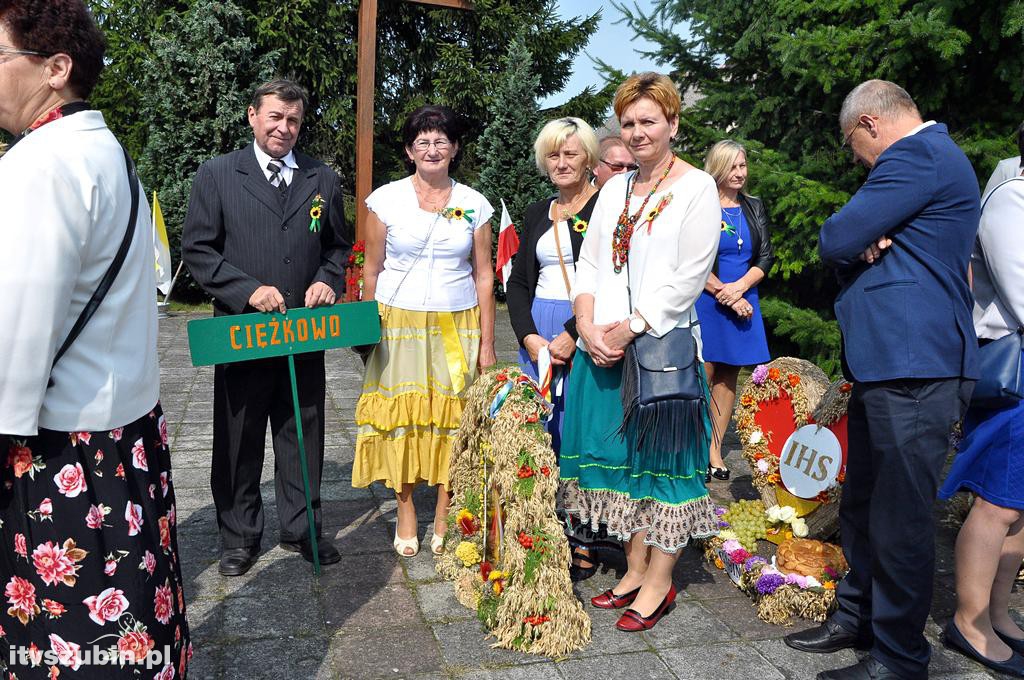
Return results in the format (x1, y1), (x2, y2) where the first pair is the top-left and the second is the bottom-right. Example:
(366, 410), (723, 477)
(695, 140), (773, 482)
(506, 117), (601, 580)
(938, 172), (1024, 675)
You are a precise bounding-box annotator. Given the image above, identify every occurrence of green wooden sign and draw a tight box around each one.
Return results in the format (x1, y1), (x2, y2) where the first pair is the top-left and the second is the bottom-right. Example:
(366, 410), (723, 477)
(186, 301), (381, 367)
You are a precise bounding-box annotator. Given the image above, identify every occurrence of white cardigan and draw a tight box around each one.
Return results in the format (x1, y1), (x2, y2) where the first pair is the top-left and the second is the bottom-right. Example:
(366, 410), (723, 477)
(0, 111), (158, 436)
(572, 168), (721, 350)
(972, 177), (1024, 340)
(983, 156), (1023, 201)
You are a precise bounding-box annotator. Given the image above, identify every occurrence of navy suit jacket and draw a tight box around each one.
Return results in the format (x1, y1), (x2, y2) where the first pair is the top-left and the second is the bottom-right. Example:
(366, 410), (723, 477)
(819, 123), (980, 382)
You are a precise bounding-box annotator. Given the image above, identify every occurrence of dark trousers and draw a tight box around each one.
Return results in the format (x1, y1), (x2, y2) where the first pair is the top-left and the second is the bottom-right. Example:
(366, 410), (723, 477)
(833, 378), (972, 679)
(212, 353), (325, 549)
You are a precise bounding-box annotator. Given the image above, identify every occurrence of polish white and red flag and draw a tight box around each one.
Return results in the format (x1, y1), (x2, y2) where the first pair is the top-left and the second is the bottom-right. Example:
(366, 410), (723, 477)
(495, 199), (520, 292)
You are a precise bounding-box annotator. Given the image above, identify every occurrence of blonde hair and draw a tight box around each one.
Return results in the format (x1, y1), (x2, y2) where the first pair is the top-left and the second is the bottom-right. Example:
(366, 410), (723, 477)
(533, 117), (600, 174)
(613, 72), (681, 121)
(704, 140), (747, 188)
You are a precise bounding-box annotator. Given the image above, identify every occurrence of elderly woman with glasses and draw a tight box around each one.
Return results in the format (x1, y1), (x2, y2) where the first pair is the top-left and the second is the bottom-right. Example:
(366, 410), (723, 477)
(352, 105), (496, 558)
(0, 1), (191, 676)
(506, 117), (605, 580)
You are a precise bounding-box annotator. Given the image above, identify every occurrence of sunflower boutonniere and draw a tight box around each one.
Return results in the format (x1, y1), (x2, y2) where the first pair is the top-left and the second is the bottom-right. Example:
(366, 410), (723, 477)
(441, 206), (475, 225)
(569, 214), (588, 236)
(309, 194), (324, 233)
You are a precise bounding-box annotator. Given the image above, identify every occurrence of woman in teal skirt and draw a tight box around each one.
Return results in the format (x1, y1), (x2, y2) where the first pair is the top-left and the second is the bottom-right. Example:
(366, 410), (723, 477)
(560, 73), (721, 632)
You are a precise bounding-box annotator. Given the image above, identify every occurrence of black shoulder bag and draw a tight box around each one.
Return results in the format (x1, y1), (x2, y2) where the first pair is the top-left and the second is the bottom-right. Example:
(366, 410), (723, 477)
(618, 255), (710, 457)
(49, 144), (140, 387)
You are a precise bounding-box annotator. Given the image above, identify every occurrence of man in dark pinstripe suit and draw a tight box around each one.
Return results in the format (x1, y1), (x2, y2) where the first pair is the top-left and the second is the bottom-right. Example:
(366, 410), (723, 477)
(182, 79), (350, 576)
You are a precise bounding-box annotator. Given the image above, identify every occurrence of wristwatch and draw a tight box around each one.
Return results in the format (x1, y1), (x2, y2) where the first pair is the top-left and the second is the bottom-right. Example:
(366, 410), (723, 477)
(628, 314), (646, 335)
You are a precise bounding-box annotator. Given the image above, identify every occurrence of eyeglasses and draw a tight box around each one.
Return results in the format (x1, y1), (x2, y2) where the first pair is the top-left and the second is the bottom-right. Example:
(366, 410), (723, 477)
(842, 122), (865, 149)
(412, 138), (451, 151)
(600, 159), (639, 172)
(0, 45), (49, 58)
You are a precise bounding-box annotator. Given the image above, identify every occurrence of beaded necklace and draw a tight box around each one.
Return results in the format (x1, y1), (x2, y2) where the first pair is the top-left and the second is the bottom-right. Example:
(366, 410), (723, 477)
(611, 156), (675, 273)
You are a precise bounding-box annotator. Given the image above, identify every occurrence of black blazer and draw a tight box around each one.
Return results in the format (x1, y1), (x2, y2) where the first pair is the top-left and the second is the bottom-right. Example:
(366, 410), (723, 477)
(713, 193), (774, 277)
(182, 146), (350, 317)
(506, 193), (600, 346)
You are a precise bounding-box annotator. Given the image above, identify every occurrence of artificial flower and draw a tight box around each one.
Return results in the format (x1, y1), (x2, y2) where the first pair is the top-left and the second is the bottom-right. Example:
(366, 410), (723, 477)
(751, 365), (769, 385)
(791, 518), (809, 537)
(768, 368), (781, 381)
(756, 459), (770, 474)
(749, 429), (763, 445)
(755, 571), (785, 595)
(456, 509), (479, 536)
(788, 373), (801, 387)
(454, 541), (481, 567)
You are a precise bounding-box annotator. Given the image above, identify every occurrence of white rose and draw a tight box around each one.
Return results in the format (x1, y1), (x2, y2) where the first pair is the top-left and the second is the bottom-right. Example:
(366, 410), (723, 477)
(778, 506), (797, 523)
(749, 430), (763, 445)
(792, 519), (809, 537)
(766, 505), (782, 522)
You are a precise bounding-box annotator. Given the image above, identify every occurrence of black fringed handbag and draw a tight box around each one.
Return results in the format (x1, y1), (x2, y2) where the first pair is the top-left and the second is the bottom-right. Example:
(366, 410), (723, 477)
(618, 262), (710, 454)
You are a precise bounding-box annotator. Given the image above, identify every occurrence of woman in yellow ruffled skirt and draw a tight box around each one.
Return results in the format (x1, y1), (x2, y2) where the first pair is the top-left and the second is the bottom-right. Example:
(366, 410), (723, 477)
(352, 105), (496, 556)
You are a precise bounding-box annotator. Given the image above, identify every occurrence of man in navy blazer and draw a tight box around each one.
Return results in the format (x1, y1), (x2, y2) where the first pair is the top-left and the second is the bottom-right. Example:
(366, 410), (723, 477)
(784, 80), (979, 680)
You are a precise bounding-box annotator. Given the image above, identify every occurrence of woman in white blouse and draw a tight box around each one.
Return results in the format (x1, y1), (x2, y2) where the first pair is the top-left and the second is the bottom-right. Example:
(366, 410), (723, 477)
(559, 73), (721, 632)
(0, 1), (190, 674)
(352, 105), (496, 557)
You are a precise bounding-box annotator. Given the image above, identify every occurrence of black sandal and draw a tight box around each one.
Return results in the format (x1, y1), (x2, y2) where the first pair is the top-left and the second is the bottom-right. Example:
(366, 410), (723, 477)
(708, 466), (730, 481)
(569, 546), (598, 582)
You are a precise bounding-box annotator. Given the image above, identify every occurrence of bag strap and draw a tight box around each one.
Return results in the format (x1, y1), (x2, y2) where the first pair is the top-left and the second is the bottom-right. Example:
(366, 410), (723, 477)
(49, 144), (140, 386)
(549, 202), (574, 299)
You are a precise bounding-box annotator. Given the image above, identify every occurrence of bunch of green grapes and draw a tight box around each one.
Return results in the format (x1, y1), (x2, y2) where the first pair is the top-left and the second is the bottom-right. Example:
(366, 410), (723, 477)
(722, 499), (768, 552)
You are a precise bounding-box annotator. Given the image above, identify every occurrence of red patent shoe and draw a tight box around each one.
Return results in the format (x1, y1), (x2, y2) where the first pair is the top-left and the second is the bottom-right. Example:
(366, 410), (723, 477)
(590, 585), (641, 609)
(615, 584), (677, 631)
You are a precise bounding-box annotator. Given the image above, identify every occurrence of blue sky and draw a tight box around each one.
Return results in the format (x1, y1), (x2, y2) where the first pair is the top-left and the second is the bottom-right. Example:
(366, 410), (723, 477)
(540, 0), (668, 108)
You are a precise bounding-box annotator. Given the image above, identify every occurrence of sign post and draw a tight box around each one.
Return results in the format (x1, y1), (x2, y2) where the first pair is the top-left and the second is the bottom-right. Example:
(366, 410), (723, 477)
(186, 301), (381, 575)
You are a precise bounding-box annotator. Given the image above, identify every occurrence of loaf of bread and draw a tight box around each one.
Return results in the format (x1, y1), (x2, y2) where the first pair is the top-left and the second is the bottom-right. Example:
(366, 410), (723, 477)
(776, 538), (848, 578)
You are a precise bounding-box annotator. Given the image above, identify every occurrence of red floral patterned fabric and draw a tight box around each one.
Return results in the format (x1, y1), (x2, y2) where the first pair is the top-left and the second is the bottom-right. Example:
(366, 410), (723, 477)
(1, 405), (191, 678)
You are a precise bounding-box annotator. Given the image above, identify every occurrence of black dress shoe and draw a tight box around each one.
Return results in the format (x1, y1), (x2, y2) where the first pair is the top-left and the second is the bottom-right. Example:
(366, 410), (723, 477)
(785, 618), (869, 653)
(944, 619), (1024, 676)
(816, 657), (900, 679)
(283, 538), (341, 565)
(219, 546), (259, 576)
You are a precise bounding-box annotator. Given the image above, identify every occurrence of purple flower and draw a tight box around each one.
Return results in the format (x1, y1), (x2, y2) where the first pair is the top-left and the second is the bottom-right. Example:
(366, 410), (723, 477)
(743, 556), (767, 571)
(718, 521), (730, 528)
(714, 506), (727, 516)
(751, 365), (769, 386)
(755, 572), (785, 595)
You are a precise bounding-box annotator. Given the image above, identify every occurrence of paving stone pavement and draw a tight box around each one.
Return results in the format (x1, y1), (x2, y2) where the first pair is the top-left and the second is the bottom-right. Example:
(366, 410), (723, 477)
(159, 308), (1018, 680)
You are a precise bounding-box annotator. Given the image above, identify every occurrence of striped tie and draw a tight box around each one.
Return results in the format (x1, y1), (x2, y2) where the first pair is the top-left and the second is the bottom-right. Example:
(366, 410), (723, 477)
(267, 159), (288, 194)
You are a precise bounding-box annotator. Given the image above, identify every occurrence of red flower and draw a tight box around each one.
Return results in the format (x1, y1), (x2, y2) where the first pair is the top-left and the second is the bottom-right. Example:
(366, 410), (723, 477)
(840, 382), (852, 393)
(348, 254), (356, 264)
(5, 575), (40, 625)
(14, 533), (27, 558)
(42, 598), (65, 619)
(523, 614), (550, 626)
(48, 633), (82, 670)
(53, 463), (87, 498)
(159, 515), (171, 550)
(7, 443), (32, 478)
(525, 413), (539, 423)
(132, 438), (148, 472)
(517, 465), (535, 479)
(517, 531), (534, 549)
(540, 466), (550, 477)
(125, 501), (144, 537)
(496, 372), (508, 382)
(115, 463), (125, 479)
(32, 541), (84, 587)
(154, 581), (174, 625)
(82, 586), (128, 625)
(768, 368), (781, 381)
(456, 512), (479, 537)
(117, 630), (155, 664)
(353, 240), (366, 253)
(788, 374), (801, 387)
(479, 561), (492, 581)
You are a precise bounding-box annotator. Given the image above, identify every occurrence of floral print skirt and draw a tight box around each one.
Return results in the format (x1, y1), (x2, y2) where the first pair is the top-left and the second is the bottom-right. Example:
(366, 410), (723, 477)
(0, 404), (191, 678)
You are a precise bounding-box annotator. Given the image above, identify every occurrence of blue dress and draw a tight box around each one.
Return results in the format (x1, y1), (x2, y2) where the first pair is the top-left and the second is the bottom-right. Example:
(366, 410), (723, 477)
(940, 349), (1024, 509)
(694, 206), (771, 366)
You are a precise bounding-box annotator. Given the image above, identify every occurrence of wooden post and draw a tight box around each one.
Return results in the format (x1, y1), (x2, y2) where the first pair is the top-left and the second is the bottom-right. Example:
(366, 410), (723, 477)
(354, 0), (473, 241)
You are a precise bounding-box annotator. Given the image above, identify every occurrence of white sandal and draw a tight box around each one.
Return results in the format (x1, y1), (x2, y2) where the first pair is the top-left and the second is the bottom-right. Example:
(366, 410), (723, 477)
(430, 532), (445, 555)
(394, 529), (419, 557)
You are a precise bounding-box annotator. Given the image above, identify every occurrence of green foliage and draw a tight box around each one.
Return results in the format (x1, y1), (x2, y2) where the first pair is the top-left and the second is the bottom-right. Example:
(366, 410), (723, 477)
(135, 0), (277, 297)
(476, 36), (550, 240)
(616, 0), (1024, 376)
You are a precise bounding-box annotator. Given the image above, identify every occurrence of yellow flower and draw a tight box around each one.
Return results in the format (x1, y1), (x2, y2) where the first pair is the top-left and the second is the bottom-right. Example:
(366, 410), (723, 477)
(310, 206), (322, 219)
(455, 541), (481, 567)
(488, 570), (505, 581)
(453, 208), (465, 218)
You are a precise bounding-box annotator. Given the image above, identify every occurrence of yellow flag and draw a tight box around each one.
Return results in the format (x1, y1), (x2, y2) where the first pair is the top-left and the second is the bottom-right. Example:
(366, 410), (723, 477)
(153, 192), (173, 295)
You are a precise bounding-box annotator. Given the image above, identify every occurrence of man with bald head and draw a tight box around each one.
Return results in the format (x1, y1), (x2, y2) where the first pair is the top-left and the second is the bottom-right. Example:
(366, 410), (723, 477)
(784, 80), (979, 679)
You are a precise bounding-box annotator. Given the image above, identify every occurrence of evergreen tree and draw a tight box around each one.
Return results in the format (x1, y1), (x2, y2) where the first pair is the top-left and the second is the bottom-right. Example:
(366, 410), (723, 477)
(616, 0), (1024, 373)
(475, 37), (549, 253)
(137, 0), (277, 295)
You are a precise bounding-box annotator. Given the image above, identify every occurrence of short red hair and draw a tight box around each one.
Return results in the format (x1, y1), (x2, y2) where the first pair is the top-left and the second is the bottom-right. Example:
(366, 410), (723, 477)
(613, 72), (681, 122)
